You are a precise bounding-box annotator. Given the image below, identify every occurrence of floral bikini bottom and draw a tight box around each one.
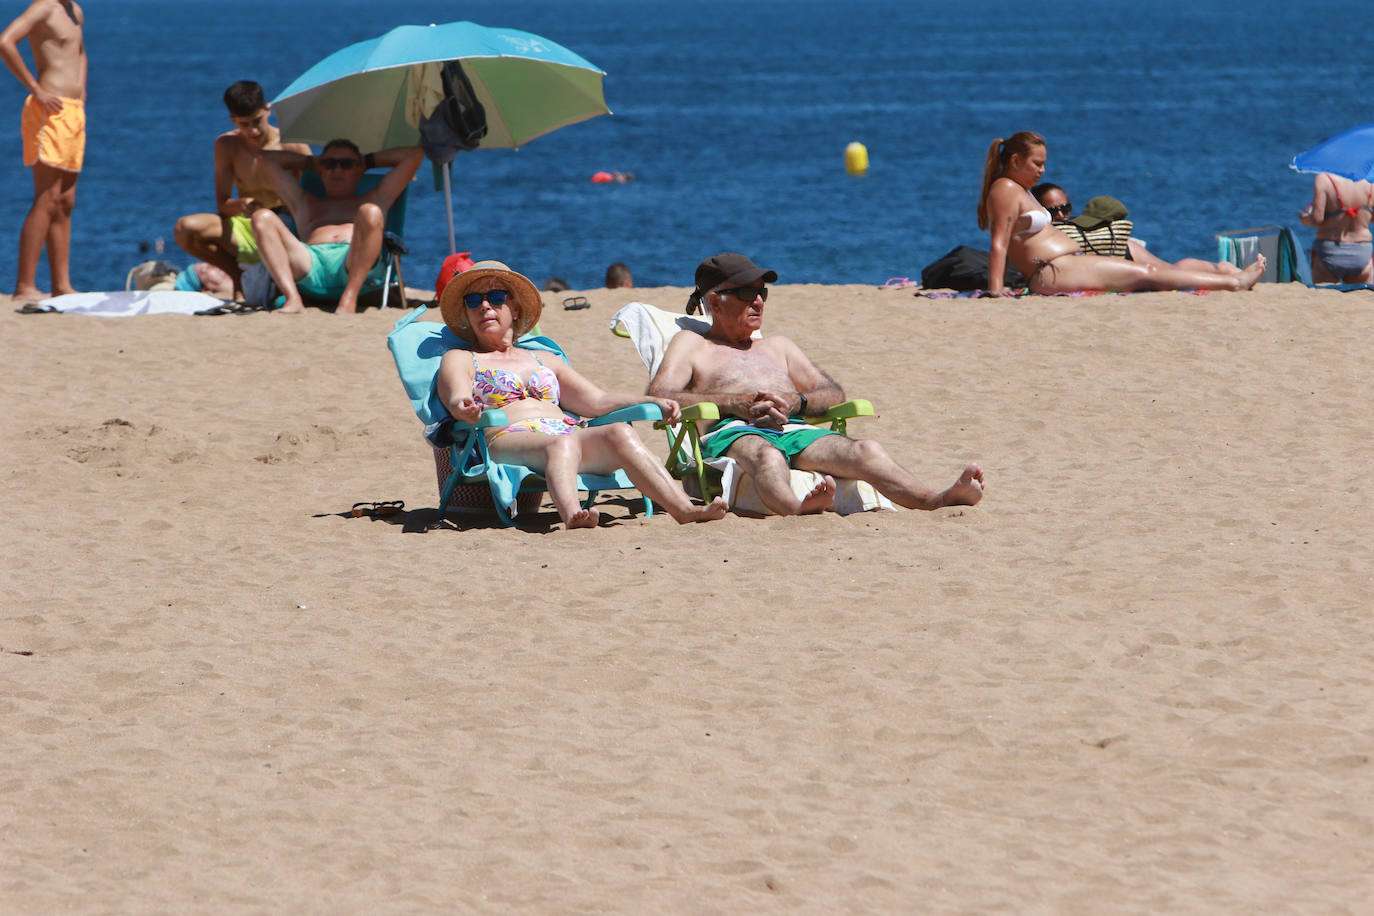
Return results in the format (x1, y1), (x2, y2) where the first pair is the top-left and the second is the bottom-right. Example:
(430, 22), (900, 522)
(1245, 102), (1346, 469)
(487, 416), (585, 441)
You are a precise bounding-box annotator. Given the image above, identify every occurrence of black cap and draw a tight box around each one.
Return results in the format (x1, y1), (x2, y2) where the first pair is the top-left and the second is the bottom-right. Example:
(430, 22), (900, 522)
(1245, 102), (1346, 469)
(687, 252), (778, 313)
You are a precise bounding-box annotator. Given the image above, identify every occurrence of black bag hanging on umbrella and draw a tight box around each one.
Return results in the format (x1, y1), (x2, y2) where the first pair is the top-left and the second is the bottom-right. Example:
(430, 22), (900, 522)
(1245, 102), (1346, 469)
(419, 61), (489, 254)
(419, 61), (488, 162)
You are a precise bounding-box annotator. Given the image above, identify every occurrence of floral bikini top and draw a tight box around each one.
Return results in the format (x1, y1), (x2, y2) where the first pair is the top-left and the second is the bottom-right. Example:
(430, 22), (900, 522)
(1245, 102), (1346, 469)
(470, 352), (561, 410)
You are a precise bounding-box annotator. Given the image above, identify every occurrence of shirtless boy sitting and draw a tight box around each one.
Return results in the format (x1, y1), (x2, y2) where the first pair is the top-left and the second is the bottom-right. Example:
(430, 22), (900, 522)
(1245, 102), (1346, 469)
(172, 80), (312, 297)
(254, 140), (423, 314)
(1, 0), (85, 300)
(647, 252), (985, 516)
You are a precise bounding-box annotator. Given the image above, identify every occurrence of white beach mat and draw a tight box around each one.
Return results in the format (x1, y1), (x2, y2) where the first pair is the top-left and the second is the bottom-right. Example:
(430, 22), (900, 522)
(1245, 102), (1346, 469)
(33, 290), (227, 316)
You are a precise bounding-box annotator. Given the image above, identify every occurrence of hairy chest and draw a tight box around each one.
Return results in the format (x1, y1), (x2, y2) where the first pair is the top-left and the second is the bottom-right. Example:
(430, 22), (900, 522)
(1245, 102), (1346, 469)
(695, 343), (792, 392)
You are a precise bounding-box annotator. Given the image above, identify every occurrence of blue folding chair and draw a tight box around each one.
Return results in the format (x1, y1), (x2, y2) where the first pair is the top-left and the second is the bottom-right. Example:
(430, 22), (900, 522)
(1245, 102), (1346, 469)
(293, 171), (409, 309)
(387, 307), (660, 526)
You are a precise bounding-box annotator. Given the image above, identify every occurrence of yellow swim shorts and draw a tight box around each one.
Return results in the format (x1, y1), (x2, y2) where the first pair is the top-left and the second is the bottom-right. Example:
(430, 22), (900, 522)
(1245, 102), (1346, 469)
(22, 94), (85, 173)
(228, 214), (260, 264)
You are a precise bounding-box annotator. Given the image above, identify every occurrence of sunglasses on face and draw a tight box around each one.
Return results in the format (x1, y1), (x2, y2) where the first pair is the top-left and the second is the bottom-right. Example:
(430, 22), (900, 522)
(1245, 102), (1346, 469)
(463, 289), (509, 309)
(716, 286), (768, 303)
(319, 156), (360, 170)
(1047, 203), (1072, 217)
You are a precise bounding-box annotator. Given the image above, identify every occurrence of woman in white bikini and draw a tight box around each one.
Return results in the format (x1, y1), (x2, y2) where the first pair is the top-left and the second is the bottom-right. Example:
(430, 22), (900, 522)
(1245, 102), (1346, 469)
(436, 260), (727, 529)
(978, 131), (1266, 296)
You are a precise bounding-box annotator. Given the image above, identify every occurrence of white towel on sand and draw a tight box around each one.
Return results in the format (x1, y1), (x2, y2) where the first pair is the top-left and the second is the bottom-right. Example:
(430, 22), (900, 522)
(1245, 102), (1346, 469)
(37, 290), (226, 316)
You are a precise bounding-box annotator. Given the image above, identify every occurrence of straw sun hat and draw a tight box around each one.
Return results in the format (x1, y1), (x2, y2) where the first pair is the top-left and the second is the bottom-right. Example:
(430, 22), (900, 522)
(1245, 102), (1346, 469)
(438, 260), (542, 342)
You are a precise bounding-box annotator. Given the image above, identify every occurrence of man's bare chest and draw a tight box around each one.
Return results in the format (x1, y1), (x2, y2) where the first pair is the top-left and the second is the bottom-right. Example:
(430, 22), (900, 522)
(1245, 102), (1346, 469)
(698, 344), (791, 390)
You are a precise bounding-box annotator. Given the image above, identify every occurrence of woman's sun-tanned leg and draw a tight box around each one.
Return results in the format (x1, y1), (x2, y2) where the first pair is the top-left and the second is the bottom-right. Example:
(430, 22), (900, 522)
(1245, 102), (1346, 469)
(573, 424), (727, 523)
(1032, 253), (1265, 294)
(490, 425), (726, 528)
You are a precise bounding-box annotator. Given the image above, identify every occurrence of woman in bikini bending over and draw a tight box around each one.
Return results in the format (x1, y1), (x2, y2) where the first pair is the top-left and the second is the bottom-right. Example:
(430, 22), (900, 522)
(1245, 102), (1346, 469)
(1298, 172), (1373, 284)
(436, 260), (727, 529)
(978, 131), (1266, 296)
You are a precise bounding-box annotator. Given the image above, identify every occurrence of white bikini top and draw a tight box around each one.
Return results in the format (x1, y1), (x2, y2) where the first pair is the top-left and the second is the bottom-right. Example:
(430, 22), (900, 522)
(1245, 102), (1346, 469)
(1014, 207), (1051, 237)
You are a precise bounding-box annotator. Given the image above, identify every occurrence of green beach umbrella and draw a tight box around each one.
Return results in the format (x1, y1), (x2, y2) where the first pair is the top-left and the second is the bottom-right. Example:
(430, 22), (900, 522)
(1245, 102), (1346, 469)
(271, 21), (611, 251)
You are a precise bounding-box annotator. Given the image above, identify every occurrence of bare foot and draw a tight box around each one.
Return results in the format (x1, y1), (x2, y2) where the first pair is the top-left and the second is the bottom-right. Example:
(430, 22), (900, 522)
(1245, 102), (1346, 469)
(1213, 261), (1243, 276)
(335, 291), (359, 314)
(939, 463), (984, 507)
(13, 285), (47, 301)
(566, 507), (600, 529)
(799, 475), (836, 514)
(1237, 254), (1267, 290)
(276, 298), (306, 314)
(51, 285), (80, 296)
(674, 495), (728, 524)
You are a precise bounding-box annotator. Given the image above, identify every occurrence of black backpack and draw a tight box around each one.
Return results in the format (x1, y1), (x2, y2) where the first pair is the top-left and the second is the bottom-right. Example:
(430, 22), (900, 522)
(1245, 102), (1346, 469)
(419, 61), (488, 163)
(920, 246), (1026, 291)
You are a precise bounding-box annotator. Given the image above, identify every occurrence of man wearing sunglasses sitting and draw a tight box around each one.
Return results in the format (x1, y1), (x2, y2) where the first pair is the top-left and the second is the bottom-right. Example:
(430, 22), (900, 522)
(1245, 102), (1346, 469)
(647, 252), (984, 516)
(253, 138), (423, 313)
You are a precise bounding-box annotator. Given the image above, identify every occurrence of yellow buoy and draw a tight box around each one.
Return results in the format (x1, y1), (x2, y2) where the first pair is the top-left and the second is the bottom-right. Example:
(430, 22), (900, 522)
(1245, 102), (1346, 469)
(845, 141), (869, 176)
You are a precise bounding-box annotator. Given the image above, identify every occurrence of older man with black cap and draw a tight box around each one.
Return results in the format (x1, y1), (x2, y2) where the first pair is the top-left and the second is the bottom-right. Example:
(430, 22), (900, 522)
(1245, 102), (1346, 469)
(648, 252), (984, 516)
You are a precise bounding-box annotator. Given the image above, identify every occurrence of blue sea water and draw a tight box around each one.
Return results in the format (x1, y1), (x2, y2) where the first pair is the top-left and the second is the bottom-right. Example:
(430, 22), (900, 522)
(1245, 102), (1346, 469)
(2, 0), (1372, 291)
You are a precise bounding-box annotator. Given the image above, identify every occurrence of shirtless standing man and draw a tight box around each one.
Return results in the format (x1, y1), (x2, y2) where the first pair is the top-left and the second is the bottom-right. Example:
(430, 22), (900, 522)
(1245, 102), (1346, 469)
(1, 0), (84, 300)
(254, 140), (422, 314)
(647, 253), (984, 516)
(173, 81), (312, 297)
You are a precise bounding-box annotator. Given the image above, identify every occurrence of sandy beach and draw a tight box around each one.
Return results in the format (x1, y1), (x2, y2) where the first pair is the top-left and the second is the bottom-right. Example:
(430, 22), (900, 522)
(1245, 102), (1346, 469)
(3, 281), (1373, 912)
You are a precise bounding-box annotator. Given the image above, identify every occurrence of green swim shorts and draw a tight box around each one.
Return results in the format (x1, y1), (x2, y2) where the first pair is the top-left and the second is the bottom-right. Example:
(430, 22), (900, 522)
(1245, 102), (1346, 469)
(699, 419), (837, 462)
(298, 242), (383, 298)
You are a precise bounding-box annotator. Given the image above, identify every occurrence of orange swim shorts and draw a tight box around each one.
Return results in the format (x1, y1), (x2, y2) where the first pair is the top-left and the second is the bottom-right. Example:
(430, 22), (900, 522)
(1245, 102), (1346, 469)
(22, 94), (85, 172)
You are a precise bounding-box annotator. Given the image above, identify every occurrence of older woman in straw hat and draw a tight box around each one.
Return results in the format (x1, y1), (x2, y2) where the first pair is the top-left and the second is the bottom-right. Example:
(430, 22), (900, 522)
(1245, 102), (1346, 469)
(435, 260), (728, 530)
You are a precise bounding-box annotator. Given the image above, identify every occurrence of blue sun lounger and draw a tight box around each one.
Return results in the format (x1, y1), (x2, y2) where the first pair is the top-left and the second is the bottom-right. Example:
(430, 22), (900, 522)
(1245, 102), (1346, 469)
(387, 306), (659, 525)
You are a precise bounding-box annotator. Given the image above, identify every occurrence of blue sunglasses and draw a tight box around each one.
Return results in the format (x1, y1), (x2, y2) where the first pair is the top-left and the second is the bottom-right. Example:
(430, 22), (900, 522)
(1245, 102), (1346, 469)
(463, 289), (509, 309)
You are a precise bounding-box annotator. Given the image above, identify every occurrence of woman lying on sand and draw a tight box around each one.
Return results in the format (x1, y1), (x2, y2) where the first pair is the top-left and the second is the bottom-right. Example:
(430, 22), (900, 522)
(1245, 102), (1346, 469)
(978, 131), (1266, 296)
(436, 260), (727, 530)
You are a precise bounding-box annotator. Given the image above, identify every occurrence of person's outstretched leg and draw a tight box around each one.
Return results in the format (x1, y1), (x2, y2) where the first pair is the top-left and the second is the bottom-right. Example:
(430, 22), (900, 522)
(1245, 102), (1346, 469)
(336, 203), (384, 314)
(727, 435), (834, 515)
(491, 431), (597, 528)
(1035, 253), (1265, 293)
(575, 424), (727, 523)
(793, 435), (984, 509)
(251, 209), (311, 313)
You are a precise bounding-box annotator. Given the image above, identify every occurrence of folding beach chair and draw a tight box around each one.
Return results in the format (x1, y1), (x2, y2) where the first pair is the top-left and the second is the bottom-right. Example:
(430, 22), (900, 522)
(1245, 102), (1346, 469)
(1214, 225), (1309, 284)
(388, 306), (660, 526)
(609, 301), (894, 515)
(289, 171), (410, 310)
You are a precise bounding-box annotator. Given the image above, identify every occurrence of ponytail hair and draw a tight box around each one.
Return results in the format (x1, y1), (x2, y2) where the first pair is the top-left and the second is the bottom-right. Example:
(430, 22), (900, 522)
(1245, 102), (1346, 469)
(977, 131), (1045, 230)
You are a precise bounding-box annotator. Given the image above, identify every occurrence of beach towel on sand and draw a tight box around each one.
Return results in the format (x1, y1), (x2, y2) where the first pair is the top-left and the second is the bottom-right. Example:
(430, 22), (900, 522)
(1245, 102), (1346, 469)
(30, 291), (227, 316)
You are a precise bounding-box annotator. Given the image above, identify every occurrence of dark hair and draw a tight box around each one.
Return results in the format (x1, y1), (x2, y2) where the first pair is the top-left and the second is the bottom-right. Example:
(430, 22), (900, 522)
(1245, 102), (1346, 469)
(604, 262), (632, 288)
(222, 81), (267, 117)
(1030, 182), (1063, 204)
(322, 138), (362, 160)
(977, 131), (1045, 230)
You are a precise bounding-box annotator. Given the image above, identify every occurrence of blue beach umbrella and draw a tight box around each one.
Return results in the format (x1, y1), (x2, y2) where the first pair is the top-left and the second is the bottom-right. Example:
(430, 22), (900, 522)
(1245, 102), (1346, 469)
(1290, 124), (1374, 181)
(271, 21), (611, 251)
